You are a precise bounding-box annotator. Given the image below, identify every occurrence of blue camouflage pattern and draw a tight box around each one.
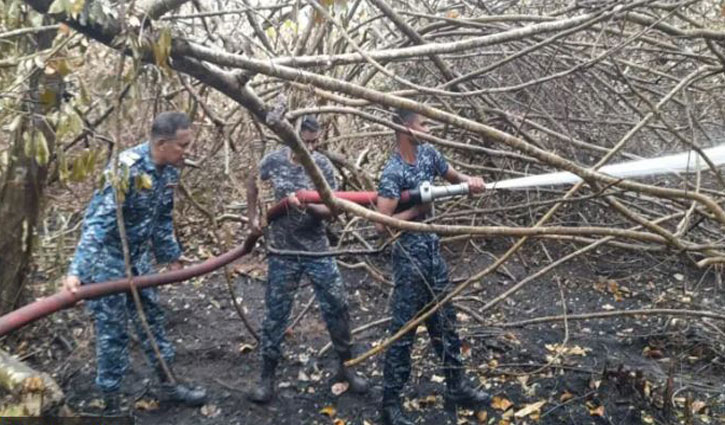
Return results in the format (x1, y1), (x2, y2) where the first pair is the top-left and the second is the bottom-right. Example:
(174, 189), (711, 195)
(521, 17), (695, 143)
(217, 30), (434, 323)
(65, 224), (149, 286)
(377, 143), (464, 402)
(261, 255), (352, 363)
(259, 146), (337, 252)
(257, 147), (354, 363)
(68, 142), (180, 393)
(377, 143), (449, 247)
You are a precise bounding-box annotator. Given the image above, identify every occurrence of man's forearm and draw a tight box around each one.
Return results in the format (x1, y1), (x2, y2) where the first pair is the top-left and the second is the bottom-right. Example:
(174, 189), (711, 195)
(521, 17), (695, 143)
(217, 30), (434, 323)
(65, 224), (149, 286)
(307, 203), (334, 219)
(393, 203), (429, 221)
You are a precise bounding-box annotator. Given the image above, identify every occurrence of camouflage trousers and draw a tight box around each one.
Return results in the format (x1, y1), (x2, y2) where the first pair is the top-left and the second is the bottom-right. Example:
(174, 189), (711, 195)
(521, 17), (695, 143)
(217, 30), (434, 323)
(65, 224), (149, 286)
(87, 285), (175, 393)
(261, 255), (353, 363)
(383, 237), (463, 402)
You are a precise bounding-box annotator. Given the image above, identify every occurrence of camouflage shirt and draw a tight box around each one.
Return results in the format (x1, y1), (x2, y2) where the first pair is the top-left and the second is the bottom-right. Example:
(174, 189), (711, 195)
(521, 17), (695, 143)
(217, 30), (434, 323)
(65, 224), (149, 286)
(68, 142), (182, 283)
(378, 143), (449, 245)
(260, 147), (338, 252)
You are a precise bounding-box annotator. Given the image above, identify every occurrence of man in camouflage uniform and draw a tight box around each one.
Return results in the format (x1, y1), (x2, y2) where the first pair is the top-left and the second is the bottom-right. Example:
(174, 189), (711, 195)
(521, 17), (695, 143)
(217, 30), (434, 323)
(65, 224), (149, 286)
(62, 112), (207, 413)
(246, 116), (369, 403)
(375, 109), (490, 425)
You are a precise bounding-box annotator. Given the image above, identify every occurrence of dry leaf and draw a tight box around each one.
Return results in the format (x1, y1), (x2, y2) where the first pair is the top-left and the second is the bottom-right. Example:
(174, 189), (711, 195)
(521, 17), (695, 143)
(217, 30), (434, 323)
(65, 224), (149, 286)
(333, 419), (346, 425)
(200, 404), (221, 418)
(134, 399), (159, 411)
(643, 346), (664, 359)
(431, 375), (445, 383)
(88, 399), (104, 409)
(545, 344), (590, 356)
(461, 340), (472, 358)
(238, 343), (255, 354)
(589, 405), (605, 416)
(560, 391), (574, 402)
(418, 395), (438, 408)
(320, 406), (336, 417)
(331, 382), (349, 396)
(514, 400), (546, 418)
(691, 400), (707, 414)
(491, 396), (513, 411)
(476, 410), (488, 423)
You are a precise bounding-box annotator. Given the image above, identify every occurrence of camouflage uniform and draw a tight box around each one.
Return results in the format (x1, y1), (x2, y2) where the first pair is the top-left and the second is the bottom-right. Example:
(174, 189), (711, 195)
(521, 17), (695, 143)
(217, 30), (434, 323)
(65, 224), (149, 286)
(68, 142), (180, 393)
(258, 147), (353, 363)
(378, 143), (464, 402)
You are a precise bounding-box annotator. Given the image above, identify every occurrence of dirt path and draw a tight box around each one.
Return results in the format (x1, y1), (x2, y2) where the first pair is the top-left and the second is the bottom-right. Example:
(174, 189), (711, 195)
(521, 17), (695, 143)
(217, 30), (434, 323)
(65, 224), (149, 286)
(8, 244), (725, 425)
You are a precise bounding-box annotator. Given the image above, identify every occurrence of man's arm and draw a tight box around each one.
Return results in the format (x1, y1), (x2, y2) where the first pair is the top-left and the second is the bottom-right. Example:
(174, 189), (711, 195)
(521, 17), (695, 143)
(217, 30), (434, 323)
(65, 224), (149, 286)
(63, 182), (119, 292)
(444, 167), (485, 193)
(375, 197), (431, 233)
(306, 203), (334, 219)
(152, 183), (182, 266)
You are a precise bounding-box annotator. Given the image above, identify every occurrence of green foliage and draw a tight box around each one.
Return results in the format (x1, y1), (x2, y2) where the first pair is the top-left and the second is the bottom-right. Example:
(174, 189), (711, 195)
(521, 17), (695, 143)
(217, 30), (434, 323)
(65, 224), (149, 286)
(23, 130), (49, 166)
(4, 0), (23, 29)
(65, 148), (98, 183)
(153, 27), (172, 71)
(48, 0), (85, 19)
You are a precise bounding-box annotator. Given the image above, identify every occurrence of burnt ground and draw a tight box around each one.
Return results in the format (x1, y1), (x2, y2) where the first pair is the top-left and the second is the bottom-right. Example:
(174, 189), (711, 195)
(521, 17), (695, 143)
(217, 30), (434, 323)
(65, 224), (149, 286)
(4, 240), (725, 425)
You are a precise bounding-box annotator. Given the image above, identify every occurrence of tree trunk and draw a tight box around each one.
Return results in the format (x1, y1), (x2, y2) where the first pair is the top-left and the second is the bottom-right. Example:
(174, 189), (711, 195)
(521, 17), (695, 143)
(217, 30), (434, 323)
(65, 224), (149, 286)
(0, 24), (58, 315)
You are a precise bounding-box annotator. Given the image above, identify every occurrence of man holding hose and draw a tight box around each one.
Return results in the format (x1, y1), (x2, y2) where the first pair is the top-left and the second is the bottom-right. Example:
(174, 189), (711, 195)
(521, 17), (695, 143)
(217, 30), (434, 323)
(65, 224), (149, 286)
(246, 116), (369, 403)
(62, 112), (207, 414)
(375, 109), (490, 425)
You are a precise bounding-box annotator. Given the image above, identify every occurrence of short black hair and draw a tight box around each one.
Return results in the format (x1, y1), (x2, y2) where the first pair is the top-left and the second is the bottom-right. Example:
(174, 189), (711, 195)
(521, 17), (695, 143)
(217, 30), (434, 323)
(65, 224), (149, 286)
(151, 111), (191, 142)
(301, 115), (320, 132)
(392, 109), (418, 126)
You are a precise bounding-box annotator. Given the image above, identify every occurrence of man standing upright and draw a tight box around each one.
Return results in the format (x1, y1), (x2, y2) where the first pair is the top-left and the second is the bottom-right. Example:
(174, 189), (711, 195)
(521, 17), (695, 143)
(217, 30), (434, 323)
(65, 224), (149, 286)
(62, 112), (207, 414)
(375, 109), (490, 425)
(246, 116), (369, 403)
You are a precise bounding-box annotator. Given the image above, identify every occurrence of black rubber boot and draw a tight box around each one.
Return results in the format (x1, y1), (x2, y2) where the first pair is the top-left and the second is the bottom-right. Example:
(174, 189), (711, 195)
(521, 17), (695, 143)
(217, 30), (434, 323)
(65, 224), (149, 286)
(154, 364), (208, 407)
(381, 400), (415, 425)
(158, 383), (207, 406)
(444, 379), (492, 410)
(336, 365), (370, 394)
(248, 358), (277, 404)
(335, 352), (369, 394)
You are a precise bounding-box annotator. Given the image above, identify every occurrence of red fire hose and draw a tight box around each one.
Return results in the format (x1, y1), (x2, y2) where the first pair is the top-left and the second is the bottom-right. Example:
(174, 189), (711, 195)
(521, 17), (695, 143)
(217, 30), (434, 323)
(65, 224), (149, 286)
(0, 189), (416, 337)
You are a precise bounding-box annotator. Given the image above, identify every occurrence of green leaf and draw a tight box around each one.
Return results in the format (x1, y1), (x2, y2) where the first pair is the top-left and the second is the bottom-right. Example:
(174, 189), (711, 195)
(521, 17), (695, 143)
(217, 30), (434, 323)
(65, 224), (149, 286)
(97, 172), (105, 189)
(153, 27), (172, 69)
(6, 0), (22, 28)
(70, 155), (84, 181)
(69, 0), (85, 19)
(78, 79), (90, 105)
(23, 132), (33, 157)
(33, 131), (49, 166)
(135, 173), (152, 190)
(7, 115), (23, 133)
(39, 89), (57, 109)
(48, 0), (70, 15)
(58, 149), (69, 183)
(68, 109), (83, 134)
(82, 148), (96, 173)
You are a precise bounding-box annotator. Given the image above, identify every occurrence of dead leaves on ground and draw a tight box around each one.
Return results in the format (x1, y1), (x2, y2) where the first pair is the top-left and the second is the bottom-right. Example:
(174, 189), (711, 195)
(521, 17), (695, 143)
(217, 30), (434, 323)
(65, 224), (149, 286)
(319, 405), (347, 425)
